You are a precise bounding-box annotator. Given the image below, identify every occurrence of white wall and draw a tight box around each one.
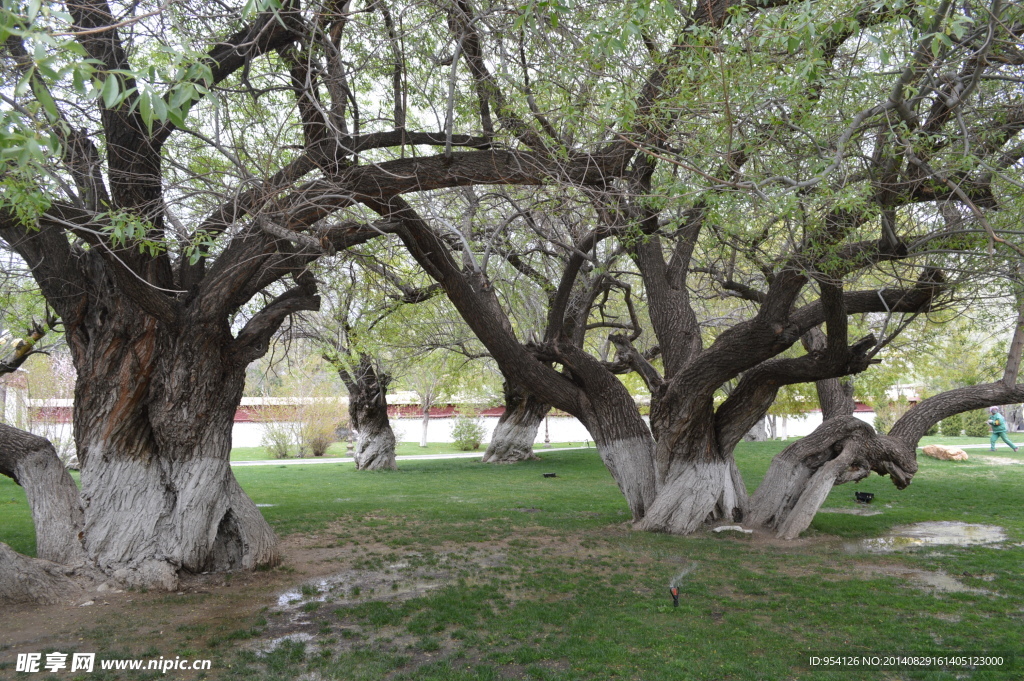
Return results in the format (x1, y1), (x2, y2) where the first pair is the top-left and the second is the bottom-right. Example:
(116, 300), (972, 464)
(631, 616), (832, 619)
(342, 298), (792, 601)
(394, 415), (597, 445)
(34, 411), (880, 453)
(777, 411), (875, 438)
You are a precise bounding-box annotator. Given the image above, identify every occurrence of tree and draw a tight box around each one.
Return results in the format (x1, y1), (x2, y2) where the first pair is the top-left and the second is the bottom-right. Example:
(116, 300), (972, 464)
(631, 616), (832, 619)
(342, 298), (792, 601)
(400, 350), (465, 447)
(0, 0), (507, 590)
(1, 0), (1021, 606)
(0, 320), (94, 603)
(384, 0), (1024, 535)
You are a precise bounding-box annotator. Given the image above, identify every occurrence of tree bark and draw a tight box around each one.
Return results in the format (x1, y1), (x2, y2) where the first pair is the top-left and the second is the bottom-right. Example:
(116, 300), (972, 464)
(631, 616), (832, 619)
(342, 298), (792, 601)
(482, 382), (548, 463)
(636, 397), (749, 534)
(420, 408), (430, 448)
(340, 356), (397, 471)
(743, 418), (769, 442)
(0, 543), (86, 605)
(69, 300), (279, 590)
(0, 423), (87, 565)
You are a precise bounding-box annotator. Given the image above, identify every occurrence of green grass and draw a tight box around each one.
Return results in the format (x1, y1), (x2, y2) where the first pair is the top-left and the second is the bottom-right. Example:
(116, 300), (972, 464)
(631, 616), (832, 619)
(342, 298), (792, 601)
(4, 441), (1024, 680)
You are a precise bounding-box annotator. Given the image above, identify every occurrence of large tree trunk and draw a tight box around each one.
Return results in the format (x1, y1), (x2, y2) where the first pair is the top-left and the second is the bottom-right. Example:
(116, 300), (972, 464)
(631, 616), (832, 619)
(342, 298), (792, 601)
(556, 345), (657, 520)
(69, 303), (279, 591)
(635, 393), (748, 534)
(482, 382), (548, 463)
(0, 424), (98, 605)
(341, 356), (397, 471)
(0, 424), (87, 565)
(743, 418), (769, 442)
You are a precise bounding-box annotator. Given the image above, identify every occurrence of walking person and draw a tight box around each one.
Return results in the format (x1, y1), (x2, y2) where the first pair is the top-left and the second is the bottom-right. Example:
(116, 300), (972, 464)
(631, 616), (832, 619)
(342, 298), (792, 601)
(987, 406), (1019, 452)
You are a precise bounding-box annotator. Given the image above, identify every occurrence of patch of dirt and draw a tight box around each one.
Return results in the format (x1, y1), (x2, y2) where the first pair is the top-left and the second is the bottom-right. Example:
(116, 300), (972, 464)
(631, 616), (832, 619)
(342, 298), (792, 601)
(0, 523), (586, 677)
(974, 455), (1024, 466)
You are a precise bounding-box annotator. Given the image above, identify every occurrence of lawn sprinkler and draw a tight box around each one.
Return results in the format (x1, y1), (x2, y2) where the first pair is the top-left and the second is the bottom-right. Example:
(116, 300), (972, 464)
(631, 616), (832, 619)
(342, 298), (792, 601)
(667, 562), (697, 608)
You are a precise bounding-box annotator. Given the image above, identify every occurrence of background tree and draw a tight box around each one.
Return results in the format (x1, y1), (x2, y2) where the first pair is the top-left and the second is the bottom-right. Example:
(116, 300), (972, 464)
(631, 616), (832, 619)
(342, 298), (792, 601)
(387, 0), (1024, 536)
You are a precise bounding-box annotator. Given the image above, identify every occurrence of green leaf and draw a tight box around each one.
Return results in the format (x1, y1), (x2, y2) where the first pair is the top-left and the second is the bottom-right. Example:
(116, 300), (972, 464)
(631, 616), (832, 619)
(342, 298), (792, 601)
(30, 80), (59, 121)
(166, 107), (187, 129)
(101, 74), (119, 108)
(151, 95), (167, 122)
(139, 90), (153, 132)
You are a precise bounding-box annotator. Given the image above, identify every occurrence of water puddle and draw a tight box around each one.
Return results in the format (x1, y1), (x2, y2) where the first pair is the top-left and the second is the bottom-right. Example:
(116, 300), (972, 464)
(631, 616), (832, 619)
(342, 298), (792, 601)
(849, 522), (1007, 553)
(272, 549), (506, 612)
(854, 565), (995, 595)
(254, 632), (316, 656)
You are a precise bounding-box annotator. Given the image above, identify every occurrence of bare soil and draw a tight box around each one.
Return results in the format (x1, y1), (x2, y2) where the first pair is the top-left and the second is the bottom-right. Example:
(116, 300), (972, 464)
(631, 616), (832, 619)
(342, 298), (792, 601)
(0, 522), (599, 676)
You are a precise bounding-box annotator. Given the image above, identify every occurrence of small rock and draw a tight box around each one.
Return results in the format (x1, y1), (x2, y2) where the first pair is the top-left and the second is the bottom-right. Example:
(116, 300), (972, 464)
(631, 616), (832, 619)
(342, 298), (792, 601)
(79, 600), (95, 607)
(922, 444), (968, 461)
(96, 582), (111, 592)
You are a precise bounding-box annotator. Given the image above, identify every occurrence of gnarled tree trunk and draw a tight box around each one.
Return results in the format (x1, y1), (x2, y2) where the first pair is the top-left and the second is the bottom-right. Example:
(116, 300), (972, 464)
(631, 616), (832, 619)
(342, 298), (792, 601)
(749, 376), (911, 539)
(747, 416), (917, 538)
(340, 355), (397, 470)
(636, 396), (748, 534)
(70, 300), (279, 591)
(0, 423), (99, 605)
(482, 381), (548, 463)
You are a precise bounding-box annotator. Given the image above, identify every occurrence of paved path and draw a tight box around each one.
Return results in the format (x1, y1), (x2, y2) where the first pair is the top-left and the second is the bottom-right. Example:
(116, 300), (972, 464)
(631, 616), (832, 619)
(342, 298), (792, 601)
(230, 442), (1021, 467)
(230, 446), (592, 467)
(935, 443), (1021, 450)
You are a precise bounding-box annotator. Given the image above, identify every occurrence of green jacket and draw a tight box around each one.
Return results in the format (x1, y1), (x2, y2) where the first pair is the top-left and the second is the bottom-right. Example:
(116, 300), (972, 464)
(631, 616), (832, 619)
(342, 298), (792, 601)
(988, 413), (1007, 433)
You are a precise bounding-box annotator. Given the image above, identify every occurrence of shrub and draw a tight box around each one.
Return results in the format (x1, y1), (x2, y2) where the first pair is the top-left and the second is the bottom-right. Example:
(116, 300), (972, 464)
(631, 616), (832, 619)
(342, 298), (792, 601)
(940, 412), (964, 437)
(451, 413), (486, 451)
(963, 409), (991, 438)
(872, 397), (911, 435)
(296, 399), (343, 457)
(260, 419), (295, 459)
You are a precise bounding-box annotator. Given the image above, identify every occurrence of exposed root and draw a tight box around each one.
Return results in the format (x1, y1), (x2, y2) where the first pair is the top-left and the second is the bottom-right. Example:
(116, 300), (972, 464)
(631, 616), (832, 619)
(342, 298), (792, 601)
(0, 543), (100, 605)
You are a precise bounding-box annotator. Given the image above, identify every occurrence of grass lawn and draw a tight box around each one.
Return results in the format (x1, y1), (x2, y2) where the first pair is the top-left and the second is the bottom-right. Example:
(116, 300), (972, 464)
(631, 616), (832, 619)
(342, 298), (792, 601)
(230, 440), (592, 462)
(2, 440), (1023, 680)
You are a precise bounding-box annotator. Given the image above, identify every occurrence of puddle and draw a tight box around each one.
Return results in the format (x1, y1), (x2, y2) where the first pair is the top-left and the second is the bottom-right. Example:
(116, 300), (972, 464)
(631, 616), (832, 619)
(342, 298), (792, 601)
(854, 565), (995, 595)
(272, 549), (505, 612)
(258, 548), (507, 658)
(819, 507), (883, 516)
(849, 522), (1007, 553)
(254, 632), (316, 656)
